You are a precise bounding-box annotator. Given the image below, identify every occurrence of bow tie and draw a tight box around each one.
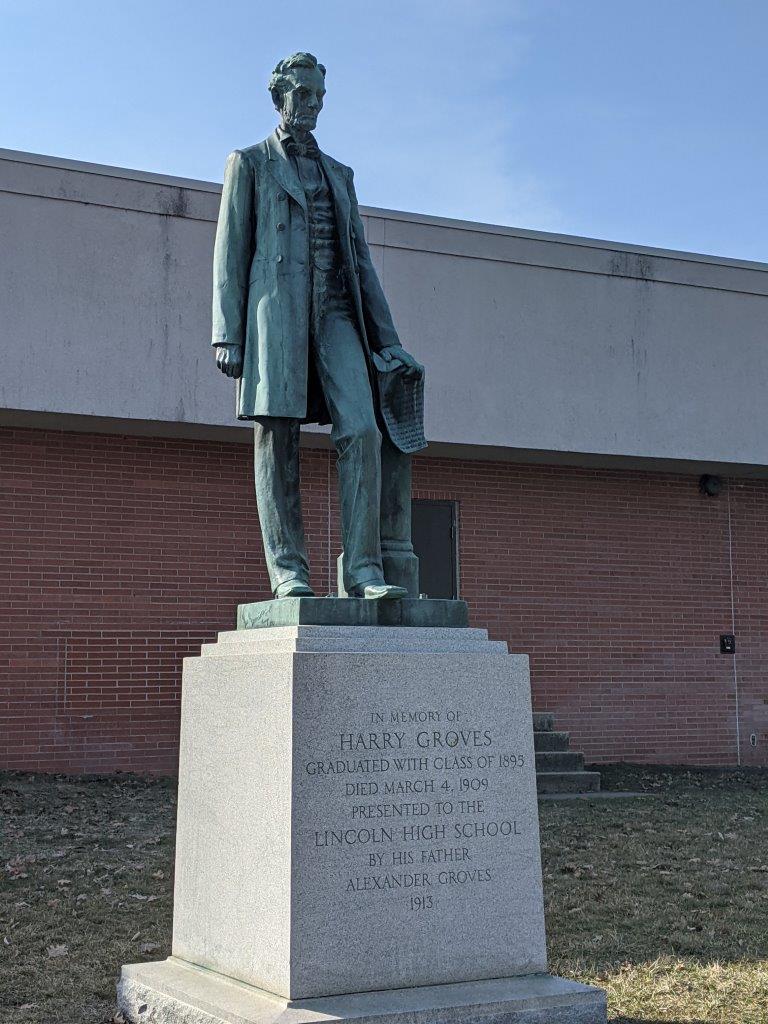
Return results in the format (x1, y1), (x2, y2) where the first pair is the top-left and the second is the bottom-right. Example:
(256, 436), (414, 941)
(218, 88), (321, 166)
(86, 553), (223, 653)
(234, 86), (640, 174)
(284, 137), (321, 159)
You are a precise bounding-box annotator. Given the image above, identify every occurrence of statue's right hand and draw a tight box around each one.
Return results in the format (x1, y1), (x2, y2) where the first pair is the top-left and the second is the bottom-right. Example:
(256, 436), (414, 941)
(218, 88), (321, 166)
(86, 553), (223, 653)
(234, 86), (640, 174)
(216, 345), (243, 379)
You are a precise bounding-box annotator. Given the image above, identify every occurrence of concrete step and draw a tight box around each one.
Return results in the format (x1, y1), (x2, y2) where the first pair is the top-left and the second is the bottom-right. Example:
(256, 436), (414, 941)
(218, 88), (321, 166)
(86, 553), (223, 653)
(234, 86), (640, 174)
(536, 771), (601, 795)
(535, 751), (585, 773)
(533, 730), (570, 752)
(532, 710), (602, 794)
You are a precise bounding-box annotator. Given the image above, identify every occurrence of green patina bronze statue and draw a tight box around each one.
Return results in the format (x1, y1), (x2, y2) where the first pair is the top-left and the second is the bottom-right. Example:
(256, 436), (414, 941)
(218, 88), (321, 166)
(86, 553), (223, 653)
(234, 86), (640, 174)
(212, 52), (425, 601)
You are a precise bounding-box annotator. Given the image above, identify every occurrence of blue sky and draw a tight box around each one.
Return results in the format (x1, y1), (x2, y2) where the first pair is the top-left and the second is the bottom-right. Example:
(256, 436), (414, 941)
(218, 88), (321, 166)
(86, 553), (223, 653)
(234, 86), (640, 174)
(2, 0), (766, 261)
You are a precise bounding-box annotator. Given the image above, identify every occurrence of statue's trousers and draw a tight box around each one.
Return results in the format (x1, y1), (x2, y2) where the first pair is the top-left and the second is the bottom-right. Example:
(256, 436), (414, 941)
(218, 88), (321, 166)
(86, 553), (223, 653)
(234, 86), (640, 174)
(253, 301), (384, 594)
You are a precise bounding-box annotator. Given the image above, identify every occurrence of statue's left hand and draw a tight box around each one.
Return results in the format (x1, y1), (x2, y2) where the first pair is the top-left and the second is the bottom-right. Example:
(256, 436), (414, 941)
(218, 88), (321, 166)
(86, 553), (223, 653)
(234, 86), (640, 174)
(379, 345), (424, 378)
(216, 344), (243, 379)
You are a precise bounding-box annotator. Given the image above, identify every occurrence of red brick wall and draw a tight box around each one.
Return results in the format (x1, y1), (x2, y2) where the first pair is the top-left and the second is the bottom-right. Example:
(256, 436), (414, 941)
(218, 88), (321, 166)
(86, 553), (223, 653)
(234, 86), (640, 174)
(1, 426), (765, 772)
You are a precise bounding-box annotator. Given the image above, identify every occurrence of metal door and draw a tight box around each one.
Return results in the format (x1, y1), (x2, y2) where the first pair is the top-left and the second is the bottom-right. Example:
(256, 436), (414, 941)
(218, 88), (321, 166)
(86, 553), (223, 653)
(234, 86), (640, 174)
(411, 500), (458, 599)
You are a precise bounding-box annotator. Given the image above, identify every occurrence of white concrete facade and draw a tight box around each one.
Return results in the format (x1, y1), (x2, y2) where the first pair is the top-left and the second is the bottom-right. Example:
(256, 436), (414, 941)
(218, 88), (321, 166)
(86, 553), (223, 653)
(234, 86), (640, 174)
(2, 147), (768, 471)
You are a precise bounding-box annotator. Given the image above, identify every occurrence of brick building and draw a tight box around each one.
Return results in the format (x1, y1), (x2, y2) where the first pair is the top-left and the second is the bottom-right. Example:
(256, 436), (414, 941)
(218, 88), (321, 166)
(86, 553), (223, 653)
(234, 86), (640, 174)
(2, 148), (767, 773)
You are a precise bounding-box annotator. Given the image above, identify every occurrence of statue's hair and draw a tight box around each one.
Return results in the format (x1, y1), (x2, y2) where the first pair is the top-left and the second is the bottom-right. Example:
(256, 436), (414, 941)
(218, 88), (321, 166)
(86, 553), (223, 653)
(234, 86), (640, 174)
(268, 52), (326, 106)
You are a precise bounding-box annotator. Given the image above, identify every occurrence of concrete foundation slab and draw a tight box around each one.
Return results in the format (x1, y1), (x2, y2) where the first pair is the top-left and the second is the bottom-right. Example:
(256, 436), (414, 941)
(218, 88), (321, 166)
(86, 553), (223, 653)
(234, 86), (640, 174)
(118, 958), (607, 1024)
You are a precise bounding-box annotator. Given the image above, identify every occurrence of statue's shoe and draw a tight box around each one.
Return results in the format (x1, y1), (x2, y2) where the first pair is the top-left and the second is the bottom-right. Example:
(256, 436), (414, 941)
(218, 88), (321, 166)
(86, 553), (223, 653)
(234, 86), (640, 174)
(274, 580), (315, 598)
(350, 583), (408, 600)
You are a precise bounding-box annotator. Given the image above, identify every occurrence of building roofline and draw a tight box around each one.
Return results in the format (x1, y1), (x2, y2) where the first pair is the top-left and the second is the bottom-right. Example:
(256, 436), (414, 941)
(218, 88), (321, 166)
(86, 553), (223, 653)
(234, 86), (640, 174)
(2, 145), (766, 274)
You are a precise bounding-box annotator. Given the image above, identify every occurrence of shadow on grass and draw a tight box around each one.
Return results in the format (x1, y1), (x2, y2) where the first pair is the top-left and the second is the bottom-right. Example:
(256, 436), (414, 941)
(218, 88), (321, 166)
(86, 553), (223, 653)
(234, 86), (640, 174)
(615, 1018), (723, 1024)
(614, 1019), (711, 1024)
(594, 761), (768, 794)
(543, 763), (768, 958)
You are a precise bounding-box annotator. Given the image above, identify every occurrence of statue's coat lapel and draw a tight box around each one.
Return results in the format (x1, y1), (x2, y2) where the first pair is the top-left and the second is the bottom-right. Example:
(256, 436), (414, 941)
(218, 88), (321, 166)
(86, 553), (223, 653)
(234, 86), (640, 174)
(319, 153), (351, 231)
(265, 131), (307, 211)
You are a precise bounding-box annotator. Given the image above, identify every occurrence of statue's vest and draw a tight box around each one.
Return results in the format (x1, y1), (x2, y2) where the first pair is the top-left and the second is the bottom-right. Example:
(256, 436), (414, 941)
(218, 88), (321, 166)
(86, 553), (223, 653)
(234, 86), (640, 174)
(300, 158), (341, 272)
(294, 154), (351, 320)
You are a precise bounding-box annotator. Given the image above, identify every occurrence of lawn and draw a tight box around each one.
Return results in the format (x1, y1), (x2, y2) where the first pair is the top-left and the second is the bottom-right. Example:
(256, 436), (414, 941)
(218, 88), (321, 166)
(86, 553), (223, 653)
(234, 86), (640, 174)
(1, 765), (766, 1024)
(543, 764), (768, 1023)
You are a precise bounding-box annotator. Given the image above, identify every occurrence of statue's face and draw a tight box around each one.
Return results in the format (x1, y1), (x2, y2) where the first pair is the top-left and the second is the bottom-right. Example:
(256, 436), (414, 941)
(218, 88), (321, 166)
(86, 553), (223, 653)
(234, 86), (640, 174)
(278, 66), (326, 133)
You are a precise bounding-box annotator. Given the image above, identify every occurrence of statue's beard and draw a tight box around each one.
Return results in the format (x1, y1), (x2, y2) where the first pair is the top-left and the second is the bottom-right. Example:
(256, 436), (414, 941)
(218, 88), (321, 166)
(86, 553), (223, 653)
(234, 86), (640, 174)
(282, 110), (316, 132)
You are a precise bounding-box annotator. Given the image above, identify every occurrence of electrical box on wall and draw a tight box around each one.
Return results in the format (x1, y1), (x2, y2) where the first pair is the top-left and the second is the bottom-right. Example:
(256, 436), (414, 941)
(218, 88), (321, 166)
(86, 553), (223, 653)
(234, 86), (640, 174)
(720, 634), (736, 654)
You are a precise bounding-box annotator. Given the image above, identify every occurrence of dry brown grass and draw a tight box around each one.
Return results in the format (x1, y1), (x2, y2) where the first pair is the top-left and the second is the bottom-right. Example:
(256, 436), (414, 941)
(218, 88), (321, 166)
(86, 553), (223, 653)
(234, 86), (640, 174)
(1, 764), (766, 1023)
(1, 773), (175, 1023)
(544, 764), (768, 1023)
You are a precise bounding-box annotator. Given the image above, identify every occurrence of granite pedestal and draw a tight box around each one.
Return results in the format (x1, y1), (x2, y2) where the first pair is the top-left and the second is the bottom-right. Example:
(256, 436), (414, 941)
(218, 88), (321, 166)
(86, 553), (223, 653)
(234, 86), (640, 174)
(117, 622), (606, 1023)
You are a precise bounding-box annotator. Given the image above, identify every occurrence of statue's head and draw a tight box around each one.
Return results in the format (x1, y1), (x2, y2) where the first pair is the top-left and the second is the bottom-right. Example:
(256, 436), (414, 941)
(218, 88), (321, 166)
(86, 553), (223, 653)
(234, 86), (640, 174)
(269, 52), (326, 134)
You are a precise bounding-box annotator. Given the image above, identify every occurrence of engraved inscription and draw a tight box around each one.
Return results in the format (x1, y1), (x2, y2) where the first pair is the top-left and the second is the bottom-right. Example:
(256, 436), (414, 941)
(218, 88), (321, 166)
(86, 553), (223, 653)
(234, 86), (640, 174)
(303, 706), (530, 911)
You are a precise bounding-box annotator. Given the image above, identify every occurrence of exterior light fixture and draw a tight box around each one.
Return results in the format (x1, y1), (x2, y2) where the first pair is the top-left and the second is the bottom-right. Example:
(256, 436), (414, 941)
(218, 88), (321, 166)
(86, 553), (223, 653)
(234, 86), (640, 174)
(699, 474), (722, 497)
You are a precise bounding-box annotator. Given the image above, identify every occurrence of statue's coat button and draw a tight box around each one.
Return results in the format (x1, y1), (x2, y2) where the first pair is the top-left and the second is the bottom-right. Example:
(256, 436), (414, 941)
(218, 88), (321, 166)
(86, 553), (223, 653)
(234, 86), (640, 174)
(276, 254), (283, 262)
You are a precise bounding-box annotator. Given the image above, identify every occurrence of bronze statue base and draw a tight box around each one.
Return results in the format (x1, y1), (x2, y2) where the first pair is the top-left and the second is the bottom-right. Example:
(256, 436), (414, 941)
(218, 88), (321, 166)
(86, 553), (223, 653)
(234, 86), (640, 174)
(236, 596), (469, 630)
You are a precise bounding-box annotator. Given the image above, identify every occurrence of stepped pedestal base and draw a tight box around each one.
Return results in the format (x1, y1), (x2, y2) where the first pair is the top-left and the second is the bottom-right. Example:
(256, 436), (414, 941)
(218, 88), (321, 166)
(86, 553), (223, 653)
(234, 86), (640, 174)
(117, 623), (606, 1023)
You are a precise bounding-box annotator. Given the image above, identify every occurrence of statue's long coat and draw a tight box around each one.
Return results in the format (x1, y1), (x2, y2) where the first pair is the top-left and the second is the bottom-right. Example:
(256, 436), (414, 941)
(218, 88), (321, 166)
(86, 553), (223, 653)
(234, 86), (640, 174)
(212, 131), (401, 423)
